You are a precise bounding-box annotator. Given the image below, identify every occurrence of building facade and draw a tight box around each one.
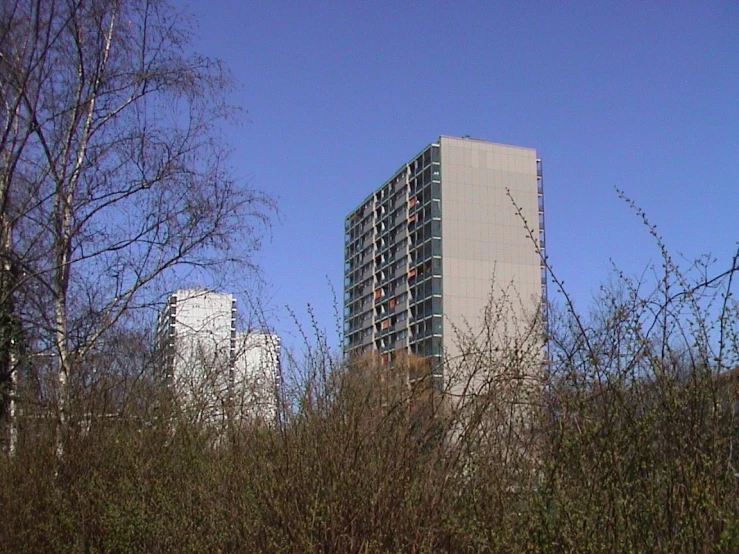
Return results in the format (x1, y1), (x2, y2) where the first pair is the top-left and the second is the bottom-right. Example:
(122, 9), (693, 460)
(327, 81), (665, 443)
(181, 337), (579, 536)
(156, 289), (279, 423)
(233, 330), (281, 423)
(344, 136), (545, 386)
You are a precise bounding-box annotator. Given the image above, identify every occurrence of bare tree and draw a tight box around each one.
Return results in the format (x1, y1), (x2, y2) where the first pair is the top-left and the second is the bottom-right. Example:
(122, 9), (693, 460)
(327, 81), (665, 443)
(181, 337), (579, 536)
(0, 0), (272, 453)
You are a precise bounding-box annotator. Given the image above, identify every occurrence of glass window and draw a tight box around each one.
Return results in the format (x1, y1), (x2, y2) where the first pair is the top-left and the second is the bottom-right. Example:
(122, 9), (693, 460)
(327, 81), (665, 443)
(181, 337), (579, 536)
(432, 277), (442, 295)
(431, 338), (443, 356)
(432, 238), (442, 257)
(423, 167), (431, 186)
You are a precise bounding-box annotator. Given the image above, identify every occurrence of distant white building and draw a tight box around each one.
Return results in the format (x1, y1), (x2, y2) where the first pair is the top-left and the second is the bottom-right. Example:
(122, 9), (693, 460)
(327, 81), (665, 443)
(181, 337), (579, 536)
(155, 289), (279, 424)
(233, 331), (280, 423)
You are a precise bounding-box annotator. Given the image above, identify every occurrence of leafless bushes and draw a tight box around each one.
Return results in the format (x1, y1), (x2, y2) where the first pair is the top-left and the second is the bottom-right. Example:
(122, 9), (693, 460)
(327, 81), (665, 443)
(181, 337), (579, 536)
(1, 1), (738, 548)
(3, 235), (739, 552)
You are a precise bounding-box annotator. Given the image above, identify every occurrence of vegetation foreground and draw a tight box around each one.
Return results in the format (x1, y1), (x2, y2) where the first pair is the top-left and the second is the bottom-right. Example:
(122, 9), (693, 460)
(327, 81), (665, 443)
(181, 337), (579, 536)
(1, 0), (738, 551)
(4, 250), (739, 553)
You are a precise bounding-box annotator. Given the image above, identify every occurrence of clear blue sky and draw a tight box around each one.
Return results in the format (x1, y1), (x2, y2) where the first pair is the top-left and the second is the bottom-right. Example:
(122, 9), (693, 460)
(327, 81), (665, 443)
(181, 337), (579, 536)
(180, 1), (738, 352)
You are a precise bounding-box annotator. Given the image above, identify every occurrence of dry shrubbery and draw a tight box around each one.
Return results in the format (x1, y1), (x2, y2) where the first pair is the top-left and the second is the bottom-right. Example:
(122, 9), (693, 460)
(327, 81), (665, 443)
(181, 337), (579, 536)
(2, 0), (737, 550)
(3, 239), (739, 553)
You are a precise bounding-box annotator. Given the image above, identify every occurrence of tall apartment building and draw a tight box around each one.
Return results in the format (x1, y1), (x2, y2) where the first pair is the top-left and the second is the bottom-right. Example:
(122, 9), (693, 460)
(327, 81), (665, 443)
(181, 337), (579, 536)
(344, 136), (545, 386)
(155, 289), (280, 423)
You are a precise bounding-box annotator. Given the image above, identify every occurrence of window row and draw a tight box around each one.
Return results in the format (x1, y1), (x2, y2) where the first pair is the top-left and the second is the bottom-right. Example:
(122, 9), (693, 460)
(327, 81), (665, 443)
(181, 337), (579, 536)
(375, 329), (409, 352)
(410, 238), (442, 266)
(410, 336), (443, 358)
(375, 295), (408, 317)
(410, 316), (443, 341)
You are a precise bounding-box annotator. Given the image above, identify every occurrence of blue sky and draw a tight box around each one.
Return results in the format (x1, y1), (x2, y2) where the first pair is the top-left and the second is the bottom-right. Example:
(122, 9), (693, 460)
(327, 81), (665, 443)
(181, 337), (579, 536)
(180, 1), (738, 352)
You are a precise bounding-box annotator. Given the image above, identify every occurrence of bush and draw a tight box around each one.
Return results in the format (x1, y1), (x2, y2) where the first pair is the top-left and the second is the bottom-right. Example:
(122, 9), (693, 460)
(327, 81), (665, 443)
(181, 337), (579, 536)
(3, 226), (739, 552)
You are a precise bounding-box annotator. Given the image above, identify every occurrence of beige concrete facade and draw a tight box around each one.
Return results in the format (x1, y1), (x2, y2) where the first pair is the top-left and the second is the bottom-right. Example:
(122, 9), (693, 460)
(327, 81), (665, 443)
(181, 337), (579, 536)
(439, 137), (543, 381)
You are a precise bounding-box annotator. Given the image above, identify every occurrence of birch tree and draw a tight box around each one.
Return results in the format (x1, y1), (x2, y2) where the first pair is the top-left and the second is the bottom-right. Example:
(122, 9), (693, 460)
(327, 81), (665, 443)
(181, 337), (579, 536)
(0, 0), (272, 452)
